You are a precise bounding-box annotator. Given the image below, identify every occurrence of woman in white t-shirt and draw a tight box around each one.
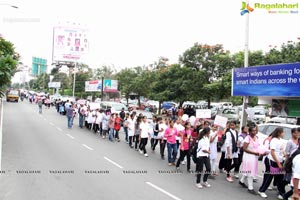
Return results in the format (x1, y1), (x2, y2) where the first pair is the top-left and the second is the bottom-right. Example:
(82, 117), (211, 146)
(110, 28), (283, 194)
(258, 127), (286, 199)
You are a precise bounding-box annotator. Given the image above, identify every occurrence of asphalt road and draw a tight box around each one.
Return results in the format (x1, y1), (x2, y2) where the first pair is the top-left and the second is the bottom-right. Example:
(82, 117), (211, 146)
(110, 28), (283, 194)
(0, 100), (283, 200)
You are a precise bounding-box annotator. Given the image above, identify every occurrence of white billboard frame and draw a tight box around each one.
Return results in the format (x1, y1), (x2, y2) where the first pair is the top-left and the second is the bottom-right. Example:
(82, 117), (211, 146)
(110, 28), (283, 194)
(52, 26), (89, 63)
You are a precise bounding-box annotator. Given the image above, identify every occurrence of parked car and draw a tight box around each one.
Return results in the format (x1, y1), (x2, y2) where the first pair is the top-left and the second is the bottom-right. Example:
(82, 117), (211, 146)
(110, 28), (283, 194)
(100, 101), (128, 114)
(6, 90), (19, 102)
(256, 123), (300, 147)
(247, 108), (266, 124)
(219, 107), (240, 124)
(267, 116), (299, 125)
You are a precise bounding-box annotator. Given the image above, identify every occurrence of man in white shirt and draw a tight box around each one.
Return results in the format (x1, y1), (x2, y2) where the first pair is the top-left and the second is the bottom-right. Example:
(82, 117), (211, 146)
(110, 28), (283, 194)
(224, 121), (239, 182)
(139, 116), (150, 157)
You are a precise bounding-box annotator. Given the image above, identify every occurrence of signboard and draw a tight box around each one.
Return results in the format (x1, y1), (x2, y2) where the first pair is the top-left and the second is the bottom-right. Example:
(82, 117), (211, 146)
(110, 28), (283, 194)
(214, 115), (228, 128)
(52, 26), (89, 62)
(48, 82), (61, 88)
(196, 109), (211, 119)
(85, 80), (102, 92)
(104, 79), (118, 92)
(32, 57), (47, 76)
(232, 63), (300, 96)
(271, 99), (300, 117)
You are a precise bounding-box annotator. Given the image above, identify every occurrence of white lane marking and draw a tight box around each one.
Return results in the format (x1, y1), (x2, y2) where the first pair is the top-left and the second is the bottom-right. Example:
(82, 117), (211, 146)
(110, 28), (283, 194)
(146, 182), (182, 200)
(66, 134), (74, 139)
(56, 127), (62, 132)
(82, 144), (93, 151)
(104, 156), (124, 169)
(49, 122), (55, 126)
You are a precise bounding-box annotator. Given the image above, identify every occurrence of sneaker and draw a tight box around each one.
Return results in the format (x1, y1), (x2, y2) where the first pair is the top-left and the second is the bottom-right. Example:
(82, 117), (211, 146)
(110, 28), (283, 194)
(139, 149), (143, 154)
(196, 183), (203, 189)
(277, 195), (283, 200)
(181, 161), (186, 165)
(257, 191), (268, 198)
(253, 178), (258, 182)
(239, 181), (247, 188)
(102, 136), (105, 139)
(202, 182), (211, 188)
(234, 174), (239, 179)
(248, 189), (257, 195)
(267, 186), (273, 190)
(161, 156), (165, 160)
(168, 163), (172, 166)
(144, 153), (148, 157)
(226, 176), (233, 182)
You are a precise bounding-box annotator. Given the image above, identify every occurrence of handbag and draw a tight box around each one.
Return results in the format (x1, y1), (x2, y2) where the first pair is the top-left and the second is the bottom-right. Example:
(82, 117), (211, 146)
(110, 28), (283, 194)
(269, 160), (283, 175)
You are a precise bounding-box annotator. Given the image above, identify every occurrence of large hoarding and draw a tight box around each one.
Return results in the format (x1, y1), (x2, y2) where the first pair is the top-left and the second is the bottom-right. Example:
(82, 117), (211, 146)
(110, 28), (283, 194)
(32, 57), (47, 76)
(85, 80), (118, 92)
(271, 99), (300, 117)
(232, 63), (300, 97)
(52, 26), (89, 63)
(85, 80), (102, 92)
(104, 80), (118, 92)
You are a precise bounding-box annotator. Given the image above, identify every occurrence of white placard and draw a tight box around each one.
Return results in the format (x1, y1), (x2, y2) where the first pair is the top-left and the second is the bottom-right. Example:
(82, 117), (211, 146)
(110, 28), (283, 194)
(214, 115), (228, 128)
(48, 82), (61, 88)
(89, 102), (100, 110)
(245, 109), (255, 119)
(196, 109), (211, 119)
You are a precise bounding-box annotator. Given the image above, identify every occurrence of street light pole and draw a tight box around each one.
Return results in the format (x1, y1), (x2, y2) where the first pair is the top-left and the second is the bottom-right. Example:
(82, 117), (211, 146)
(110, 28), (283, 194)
(72, 63), (77, 99)
(240, 0), (250, 128)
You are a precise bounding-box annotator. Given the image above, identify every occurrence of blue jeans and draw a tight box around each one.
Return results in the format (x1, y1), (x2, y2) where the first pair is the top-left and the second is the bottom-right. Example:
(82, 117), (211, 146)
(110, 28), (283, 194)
(79, 115), (84, 128)
(67, 116), (73, 128)
(167, 143), (178, 164)
(38, 106), (42, 114)
(109, 128), (114, 141)
(123, 127), (128, 142)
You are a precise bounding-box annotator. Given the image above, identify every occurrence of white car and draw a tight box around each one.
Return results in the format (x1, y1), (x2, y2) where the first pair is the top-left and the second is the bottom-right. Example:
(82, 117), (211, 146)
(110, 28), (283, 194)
(256, 123), (300, 147)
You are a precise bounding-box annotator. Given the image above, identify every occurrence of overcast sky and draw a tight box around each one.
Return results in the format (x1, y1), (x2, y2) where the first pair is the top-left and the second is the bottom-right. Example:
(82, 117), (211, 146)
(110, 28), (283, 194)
(1, 0), (299, 76)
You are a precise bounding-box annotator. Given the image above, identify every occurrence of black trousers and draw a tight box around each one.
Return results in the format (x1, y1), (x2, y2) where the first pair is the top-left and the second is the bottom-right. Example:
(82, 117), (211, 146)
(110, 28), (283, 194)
(196, 156), (211, 183)
(176, 149), (191, 170)
(259, 158), (285, 195)
(139, 138), (148, 154)
(160, 139), (167, 158)
(134, 135), (140, 150)
(225, 157), (239, 177)
(128, 136), (133, 147)
(218, 151), (226, 170)
(151, 138), (159, 150)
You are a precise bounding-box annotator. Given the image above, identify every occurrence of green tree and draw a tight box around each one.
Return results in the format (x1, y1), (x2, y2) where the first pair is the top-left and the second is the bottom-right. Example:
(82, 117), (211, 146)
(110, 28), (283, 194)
(115, 68), (137, 105)
(0, 37), (20, 96)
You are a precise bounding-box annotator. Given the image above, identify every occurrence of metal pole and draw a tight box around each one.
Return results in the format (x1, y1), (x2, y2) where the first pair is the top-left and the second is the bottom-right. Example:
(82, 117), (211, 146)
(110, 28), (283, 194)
(72, 63), (76, 99)
(101, 77), (104, 101)
(240, 1), (250, 128)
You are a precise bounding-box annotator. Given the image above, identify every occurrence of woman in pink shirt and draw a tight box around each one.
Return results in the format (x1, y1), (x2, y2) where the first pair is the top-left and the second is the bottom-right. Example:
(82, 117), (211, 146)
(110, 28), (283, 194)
(176, 122), (192, 172)
(164, 119), (178, 166)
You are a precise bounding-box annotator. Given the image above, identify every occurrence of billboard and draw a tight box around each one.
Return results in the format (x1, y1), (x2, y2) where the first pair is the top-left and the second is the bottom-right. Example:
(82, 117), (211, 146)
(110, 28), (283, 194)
(85, 80), (118, 92)
(85, 80), (102, 92)
(32, 57), (47, 76)
(48, 82), (61, 88)
(232, 63), (300, 96)
(52, 26), (89, 62)
(271, 99), (300, 117)
(104, 80), (118, 92)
